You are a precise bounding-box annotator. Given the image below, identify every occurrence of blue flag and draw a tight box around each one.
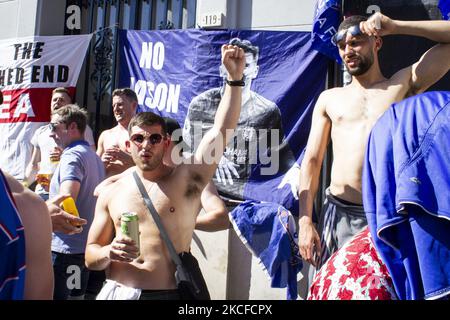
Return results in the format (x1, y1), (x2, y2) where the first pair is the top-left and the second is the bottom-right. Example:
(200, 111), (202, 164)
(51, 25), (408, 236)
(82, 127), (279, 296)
(119, 29), (328, 215)
(311, 0), (342, 63)
(230, 201), (302, 300)
(439, 0), (450, 20)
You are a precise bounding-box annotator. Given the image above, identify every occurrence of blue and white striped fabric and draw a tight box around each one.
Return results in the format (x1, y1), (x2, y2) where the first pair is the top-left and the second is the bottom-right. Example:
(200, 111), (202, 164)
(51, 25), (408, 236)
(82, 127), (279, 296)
(229, 201), (302, 300)
(0, 170), (26, 300)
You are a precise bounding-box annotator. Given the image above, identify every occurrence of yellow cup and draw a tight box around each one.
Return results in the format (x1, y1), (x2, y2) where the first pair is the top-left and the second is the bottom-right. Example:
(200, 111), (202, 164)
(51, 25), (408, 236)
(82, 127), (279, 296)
(61, 196), (82, 226)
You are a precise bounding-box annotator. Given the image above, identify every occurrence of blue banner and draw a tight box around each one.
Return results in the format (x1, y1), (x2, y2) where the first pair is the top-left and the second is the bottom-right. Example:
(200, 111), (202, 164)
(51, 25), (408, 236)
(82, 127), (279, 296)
(119, 29), (328, 215)
(311, 0), (342, 63)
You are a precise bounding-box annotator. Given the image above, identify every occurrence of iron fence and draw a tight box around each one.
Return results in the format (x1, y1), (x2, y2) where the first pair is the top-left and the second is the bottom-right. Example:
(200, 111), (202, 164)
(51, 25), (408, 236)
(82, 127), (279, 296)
(64, 0), (196, 140)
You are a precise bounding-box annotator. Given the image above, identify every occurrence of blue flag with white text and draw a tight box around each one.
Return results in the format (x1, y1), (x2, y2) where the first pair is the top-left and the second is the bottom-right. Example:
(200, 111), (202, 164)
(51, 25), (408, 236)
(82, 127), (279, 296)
(118, 29), (328, 215)
(311, 0), (342, 63)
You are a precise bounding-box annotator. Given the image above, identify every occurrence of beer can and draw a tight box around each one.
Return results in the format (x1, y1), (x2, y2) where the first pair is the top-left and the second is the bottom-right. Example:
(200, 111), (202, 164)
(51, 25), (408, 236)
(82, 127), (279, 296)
(121, 212), (140, 254)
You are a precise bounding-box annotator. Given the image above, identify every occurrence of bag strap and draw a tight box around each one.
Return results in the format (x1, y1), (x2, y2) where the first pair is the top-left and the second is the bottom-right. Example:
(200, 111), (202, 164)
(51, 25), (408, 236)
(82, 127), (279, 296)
(132, 171), (183, 267)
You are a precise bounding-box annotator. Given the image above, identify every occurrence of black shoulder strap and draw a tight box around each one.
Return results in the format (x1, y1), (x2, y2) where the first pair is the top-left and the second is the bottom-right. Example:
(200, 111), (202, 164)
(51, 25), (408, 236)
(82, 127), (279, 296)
(132, 171), (182, 266)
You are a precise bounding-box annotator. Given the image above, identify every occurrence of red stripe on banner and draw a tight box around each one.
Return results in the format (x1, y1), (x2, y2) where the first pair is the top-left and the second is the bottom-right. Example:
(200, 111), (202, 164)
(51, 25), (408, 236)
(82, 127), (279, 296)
(0, 87), (76, 123)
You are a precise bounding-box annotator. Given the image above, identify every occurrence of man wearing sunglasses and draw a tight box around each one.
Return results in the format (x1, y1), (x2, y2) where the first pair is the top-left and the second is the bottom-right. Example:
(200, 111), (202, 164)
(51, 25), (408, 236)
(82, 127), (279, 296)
(88, 87), (139, 300)
(298, 12), (450, 270)
(93, 116), (230, 232)
(48, 104), (105, 300)
(85, 44), (245, 300)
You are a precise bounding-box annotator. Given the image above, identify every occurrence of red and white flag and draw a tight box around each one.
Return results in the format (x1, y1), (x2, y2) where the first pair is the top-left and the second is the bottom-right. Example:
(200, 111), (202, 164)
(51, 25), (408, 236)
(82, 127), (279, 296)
(0, 34), (92, 180)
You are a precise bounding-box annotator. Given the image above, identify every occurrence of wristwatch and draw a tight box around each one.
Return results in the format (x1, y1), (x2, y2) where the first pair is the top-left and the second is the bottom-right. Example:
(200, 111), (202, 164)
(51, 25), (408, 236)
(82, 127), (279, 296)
(225, 77), (245, 87)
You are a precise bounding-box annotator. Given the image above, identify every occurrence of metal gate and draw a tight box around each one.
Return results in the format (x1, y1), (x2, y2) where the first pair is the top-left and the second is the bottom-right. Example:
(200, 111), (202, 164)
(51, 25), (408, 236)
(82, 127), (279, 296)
(64, 0), (197, 140)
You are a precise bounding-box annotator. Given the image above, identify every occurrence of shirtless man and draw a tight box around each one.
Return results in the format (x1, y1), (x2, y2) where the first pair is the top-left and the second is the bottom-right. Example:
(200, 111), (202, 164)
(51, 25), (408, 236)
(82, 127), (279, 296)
(298, 13), (450, 268)
(25, 87), (96, 200)
(1, 169), (53, 299)
(93, 117), (230, 232)
(96, 88), (137, 177)
(85, 44), (244, 299)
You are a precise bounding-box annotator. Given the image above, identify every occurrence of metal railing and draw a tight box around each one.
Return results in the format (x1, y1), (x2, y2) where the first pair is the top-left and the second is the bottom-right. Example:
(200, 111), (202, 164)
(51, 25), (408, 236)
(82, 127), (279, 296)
(64, 0), (196, 140)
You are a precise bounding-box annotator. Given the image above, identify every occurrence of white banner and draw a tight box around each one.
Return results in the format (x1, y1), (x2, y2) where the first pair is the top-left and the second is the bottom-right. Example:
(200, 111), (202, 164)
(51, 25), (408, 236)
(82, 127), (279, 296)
(0, 34), (92, 180)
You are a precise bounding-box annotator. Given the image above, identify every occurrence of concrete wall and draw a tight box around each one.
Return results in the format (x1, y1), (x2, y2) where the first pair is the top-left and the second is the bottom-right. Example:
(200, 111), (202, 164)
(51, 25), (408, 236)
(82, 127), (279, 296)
(34, 0), (66, 36)
(193, 210), (309, 300)
(0, 0), (39, 39)
(197, 0), (315, 31)
(191, 210), (291, 300)
(0, 0), (66, 40)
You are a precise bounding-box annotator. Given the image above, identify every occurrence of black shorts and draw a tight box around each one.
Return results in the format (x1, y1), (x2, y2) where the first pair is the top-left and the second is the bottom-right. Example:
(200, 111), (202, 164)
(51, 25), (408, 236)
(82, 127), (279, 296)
(139, 289), (181, 300)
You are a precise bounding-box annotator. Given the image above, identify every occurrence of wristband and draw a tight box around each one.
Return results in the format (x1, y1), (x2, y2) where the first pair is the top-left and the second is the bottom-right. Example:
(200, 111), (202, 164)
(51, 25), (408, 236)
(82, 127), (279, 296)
(225, 77), (245, 87)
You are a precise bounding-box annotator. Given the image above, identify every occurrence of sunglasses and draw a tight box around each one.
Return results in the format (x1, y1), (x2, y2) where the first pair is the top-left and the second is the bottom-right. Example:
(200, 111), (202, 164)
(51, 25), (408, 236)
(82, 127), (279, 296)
(130, 133), (164, 146)
(331, 25), (364, 46)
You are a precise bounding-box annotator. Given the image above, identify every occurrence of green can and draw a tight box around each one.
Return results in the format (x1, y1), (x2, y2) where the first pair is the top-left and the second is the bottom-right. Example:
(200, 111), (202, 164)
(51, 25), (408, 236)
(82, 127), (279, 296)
(121, 212), (140, 254)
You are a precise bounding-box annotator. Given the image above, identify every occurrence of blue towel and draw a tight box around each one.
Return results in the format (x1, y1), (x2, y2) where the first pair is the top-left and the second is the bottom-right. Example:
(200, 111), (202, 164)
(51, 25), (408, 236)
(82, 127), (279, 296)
(311, 0), (342, 63)
(363, 91), (450, 300)
(229, 200), (302, 300)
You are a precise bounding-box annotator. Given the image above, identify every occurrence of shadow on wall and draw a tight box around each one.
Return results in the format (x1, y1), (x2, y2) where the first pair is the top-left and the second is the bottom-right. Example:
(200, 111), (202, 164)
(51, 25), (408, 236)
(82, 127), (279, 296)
(229, 0), (253, 29)
(344, 0), (450, 91)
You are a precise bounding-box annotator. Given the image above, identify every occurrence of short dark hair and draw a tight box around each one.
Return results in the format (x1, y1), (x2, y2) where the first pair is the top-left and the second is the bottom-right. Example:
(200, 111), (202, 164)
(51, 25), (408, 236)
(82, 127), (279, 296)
(53, 104), (88, 134)
(229, 38), (259, 60)
(128, 112), (167, 136)
(163, 117), (183, 145)
(338, 15), (367, 32)
(112, 88), (138, 103)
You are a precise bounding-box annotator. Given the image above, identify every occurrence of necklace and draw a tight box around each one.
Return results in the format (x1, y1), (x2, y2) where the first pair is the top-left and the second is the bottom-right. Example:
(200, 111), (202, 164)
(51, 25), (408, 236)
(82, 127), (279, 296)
(145, 181), (156, 195)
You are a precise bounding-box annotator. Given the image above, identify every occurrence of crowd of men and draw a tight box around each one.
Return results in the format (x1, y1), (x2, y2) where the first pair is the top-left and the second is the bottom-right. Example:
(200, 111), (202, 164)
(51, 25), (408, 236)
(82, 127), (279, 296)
(0, 12), (449, 300)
